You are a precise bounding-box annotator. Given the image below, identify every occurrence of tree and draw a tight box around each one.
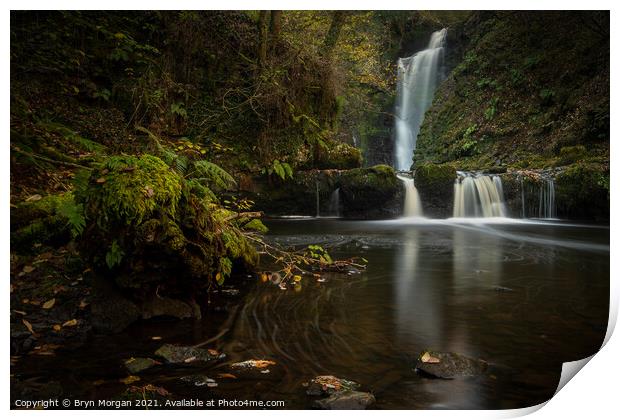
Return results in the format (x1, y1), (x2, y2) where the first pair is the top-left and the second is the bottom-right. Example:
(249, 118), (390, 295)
(258, 10), (270, 67)
(323, 11), (347, 59)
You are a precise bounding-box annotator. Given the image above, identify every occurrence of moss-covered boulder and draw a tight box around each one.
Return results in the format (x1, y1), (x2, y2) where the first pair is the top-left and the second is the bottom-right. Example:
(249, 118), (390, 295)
(414, 163), (456, 218)
(75, 154), (260, 297)
(319, 143), (363, 170)
(10, 193), (76, 253)
(339, 165), (402, 219)
(555, 162), (609, 221)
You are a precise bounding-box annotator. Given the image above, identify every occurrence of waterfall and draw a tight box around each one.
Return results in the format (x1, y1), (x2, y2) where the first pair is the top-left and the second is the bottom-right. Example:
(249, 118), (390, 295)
(453, 172), (507, 218)
(394, 28), (447, 171)
(520, 175), (526, 218)
(327, 188), (341, 217)
(539, 178), (557, 219)
(397, 175), (424, 217)
(315, 181), (320, 218)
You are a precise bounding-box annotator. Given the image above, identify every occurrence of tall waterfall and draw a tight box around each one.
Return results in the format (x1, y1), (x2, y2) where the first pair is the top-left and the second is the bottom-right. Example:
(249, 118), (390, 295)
(397, 175), (424, 217)
(453, 172), (507, 218)
(394, 29), (447, 171)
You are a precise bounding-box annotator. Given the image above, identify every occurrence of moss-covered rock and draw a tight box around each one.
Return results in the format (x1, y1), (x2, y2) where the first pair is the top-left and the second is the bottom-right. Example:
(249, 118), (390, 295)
(319, 143), (363, 170)
(339, 165), (402, 219)
(555, 162), (609, 221)
(75, 154), (260, 297)
(414, 163), (456, 218)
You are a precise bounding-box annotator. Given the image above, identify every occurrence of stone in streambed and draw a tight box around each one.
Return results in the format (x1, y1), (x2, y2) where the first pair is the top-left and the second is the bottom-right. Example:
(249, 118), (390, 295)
(180, 375), (218, 387)
(305, 375), (360, 396)
(415, 350), (488, 379)
(124, 357), (159, 374)
(312, 390), (375, 410)
(155, 344), (225, 364)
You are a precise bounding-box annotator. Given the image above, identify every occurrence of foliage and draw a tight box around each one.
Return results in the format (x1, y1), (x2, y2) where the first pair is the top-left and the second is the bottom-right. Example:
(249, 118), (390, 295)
(262, 159), (293, 181)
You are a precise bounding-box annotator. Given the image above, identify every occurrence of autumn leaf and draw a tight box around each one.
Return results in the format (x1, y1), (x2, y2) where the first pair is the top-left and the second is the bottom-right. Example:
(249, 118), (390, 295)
(42, 298), (56, 309)
(25, 194), (42, 202)
(53, 324), (62, 332)
(151, 336), (162, 341)
(218, 373), (237, 379)
(120, 375), (140, 385)
(22, 265), (35, 273)
(95, 177), (107, 184)
(293, 275), (302, 282)
(22, 319), (36, 336)
(420, 351), (441, 364)
(62, 319), (78, 327)
(13, 310), (27, 316)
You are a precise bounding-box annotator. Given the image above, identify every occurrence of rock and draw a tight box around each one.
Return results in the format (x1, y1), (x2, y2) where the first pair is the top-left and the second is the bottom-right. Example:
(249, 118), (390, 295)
(312, 391), (375, 410)
(91, 277), (141, 333)
(124, 357), (158, 374)
(154, 344), (225, 364)
(413, 163), (456, 218)
(415, 350), (488, 379)
(229, 359), (281, 379)
(305, 375), (360, 396)
(141, 296), (195, 320)
(180, 375), (218, 387)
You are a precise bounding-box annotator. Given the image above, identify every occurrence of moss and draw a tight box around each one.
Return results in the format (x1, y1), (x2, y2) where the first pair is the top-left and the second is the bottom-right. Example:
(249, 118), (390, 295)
(414, 163), (456, 218)
(555, 162), (609, 220)
(313, 143), (363, 170)
(339, 165), (401, 218)
(557, 145), (587, 166)
(77, 154), (182, 227)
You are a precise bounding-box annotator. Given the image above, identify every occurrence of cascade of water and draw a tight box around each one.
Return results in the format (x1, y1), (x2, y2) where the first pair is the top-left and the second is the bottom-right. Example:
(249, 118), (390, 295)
(539, 178), (556, 219)
(397, 175), (424, 217)
(327, 188), (341, 217)
(394, 29), (447, 171)
(315, 181), (320, 218)
(520, 175), (526, 218)
(453, 172), (507, 218)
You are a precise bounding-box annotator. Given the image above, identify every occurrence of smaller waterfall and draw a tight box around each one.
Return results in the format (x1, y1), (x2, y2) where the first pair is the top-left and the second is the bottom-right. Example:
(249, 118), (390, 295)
(520, 175), (526, 218)
(315, 181), (320, 218)
(397, 175), (424, 217)
(453, 172), (507, 218)
(538, 178), (557, 219)
(327, 188), (341, 217)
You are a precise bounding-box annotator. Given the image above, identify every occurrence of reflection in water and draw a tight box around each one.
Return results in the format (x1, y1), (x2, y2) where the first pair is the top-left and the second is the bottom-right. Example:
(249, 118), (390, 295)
(11, 219), (609, 409)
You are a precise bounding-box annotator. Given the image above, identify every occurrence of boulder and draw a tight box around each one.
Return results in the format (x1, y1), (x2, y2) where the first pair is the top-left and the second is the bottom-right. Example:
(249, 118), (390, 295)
(415, 350), (488, 379)
(305, 375), (360, 396)
(312, 390), (375, 410)
(154, 344), (225, 364)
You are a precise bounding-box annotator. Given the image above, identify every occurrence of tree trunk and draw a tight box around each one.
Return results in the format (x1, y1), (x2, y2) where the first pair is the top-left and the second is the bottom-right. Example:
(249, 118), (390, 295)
(323, 11), (346, 59)
(258, 10), (270, 67)
(270, 10), (282, 45)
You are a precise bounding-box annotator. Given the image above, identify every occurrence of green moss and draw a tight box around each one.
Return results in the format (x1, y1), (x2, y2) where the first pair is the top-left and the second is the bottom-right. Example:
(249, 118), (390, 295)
(557, 145), (587, 165)
(77, 154), (182, 227)
(316, 143), (363, 170)
(555, 162), (609, 220)
(415, 163), (456, 188)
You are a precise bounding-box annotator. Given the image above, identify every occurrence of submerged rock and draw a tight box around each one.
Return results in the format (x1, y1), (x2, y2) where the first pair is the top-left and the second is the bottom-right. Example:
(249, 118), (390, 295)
(180, 375), (218, 387)
(305, 375), (360, 396)
(154, 344), (225, 364)
(312, 390), (375, 410)
(124, 357), (159, 374)
(415, 350), (488, 379)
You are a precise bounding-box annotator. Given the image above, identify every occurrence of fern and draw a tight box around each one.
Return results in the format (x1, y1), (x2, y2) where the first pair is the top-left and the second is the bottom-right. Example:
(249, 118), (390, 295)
(57, 197), (86, 237)
(192, 160), (236, 189)
(105, 240), (125, 269)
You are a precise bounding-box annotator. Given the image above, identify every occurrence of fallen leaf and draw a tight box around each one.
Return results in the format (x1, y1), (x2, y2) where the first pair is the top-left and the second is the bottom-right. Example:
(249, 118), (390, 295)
(42, 298), (56, 309)
(62, 319), (78, 327)
(293, 275), (302, 282)
(95, 177), (107, 184)
(120, 375), (140, 385)
(22, 265), (35, 273)
(217, 373), (237, 379)
(13, 310), (27, 316)
(207, 349), (219, 356)
(78, 300), (89, 309)
(52, 324), (62, 332)
(151, 336), (162, 341)
(420, 351), (441, 364)
(22, 319), (36, 336)
(184, 356), (197, 363)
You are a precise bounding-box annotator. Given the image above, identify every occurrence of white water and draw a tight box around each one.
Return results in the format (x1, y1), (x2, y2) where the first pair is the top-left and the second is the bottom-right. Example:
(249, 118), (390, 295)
(327, 188), (341, 217)
(539, 178), (557, 219)
(394, 29), (447, 171)
(453, 173), (507, 218)
(397, 175), (424, 217)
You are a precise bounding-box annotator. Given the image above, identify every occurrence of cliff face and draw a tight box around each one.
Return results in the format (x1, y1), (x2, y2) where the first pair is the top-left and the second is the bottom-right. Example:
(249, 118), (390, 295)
(415, 11), (609, 172)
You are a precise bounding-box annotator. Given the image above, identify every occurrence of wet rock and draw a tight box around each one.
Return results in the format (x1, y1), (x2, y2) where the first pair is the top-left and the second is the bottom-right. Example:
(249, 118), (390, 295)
(180, 375), (218, 387)
(229, 359), (281, 379)
(124, 357), (159, 374)
(312, 390), (375, 410)
(141, 296), (196, 320)
(154, 344), (225, 364)
(415, 350), (488, 379)
(91, 277), (140, 333)
(305, 375), (360, 396)
(492, 286), (515, 293)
